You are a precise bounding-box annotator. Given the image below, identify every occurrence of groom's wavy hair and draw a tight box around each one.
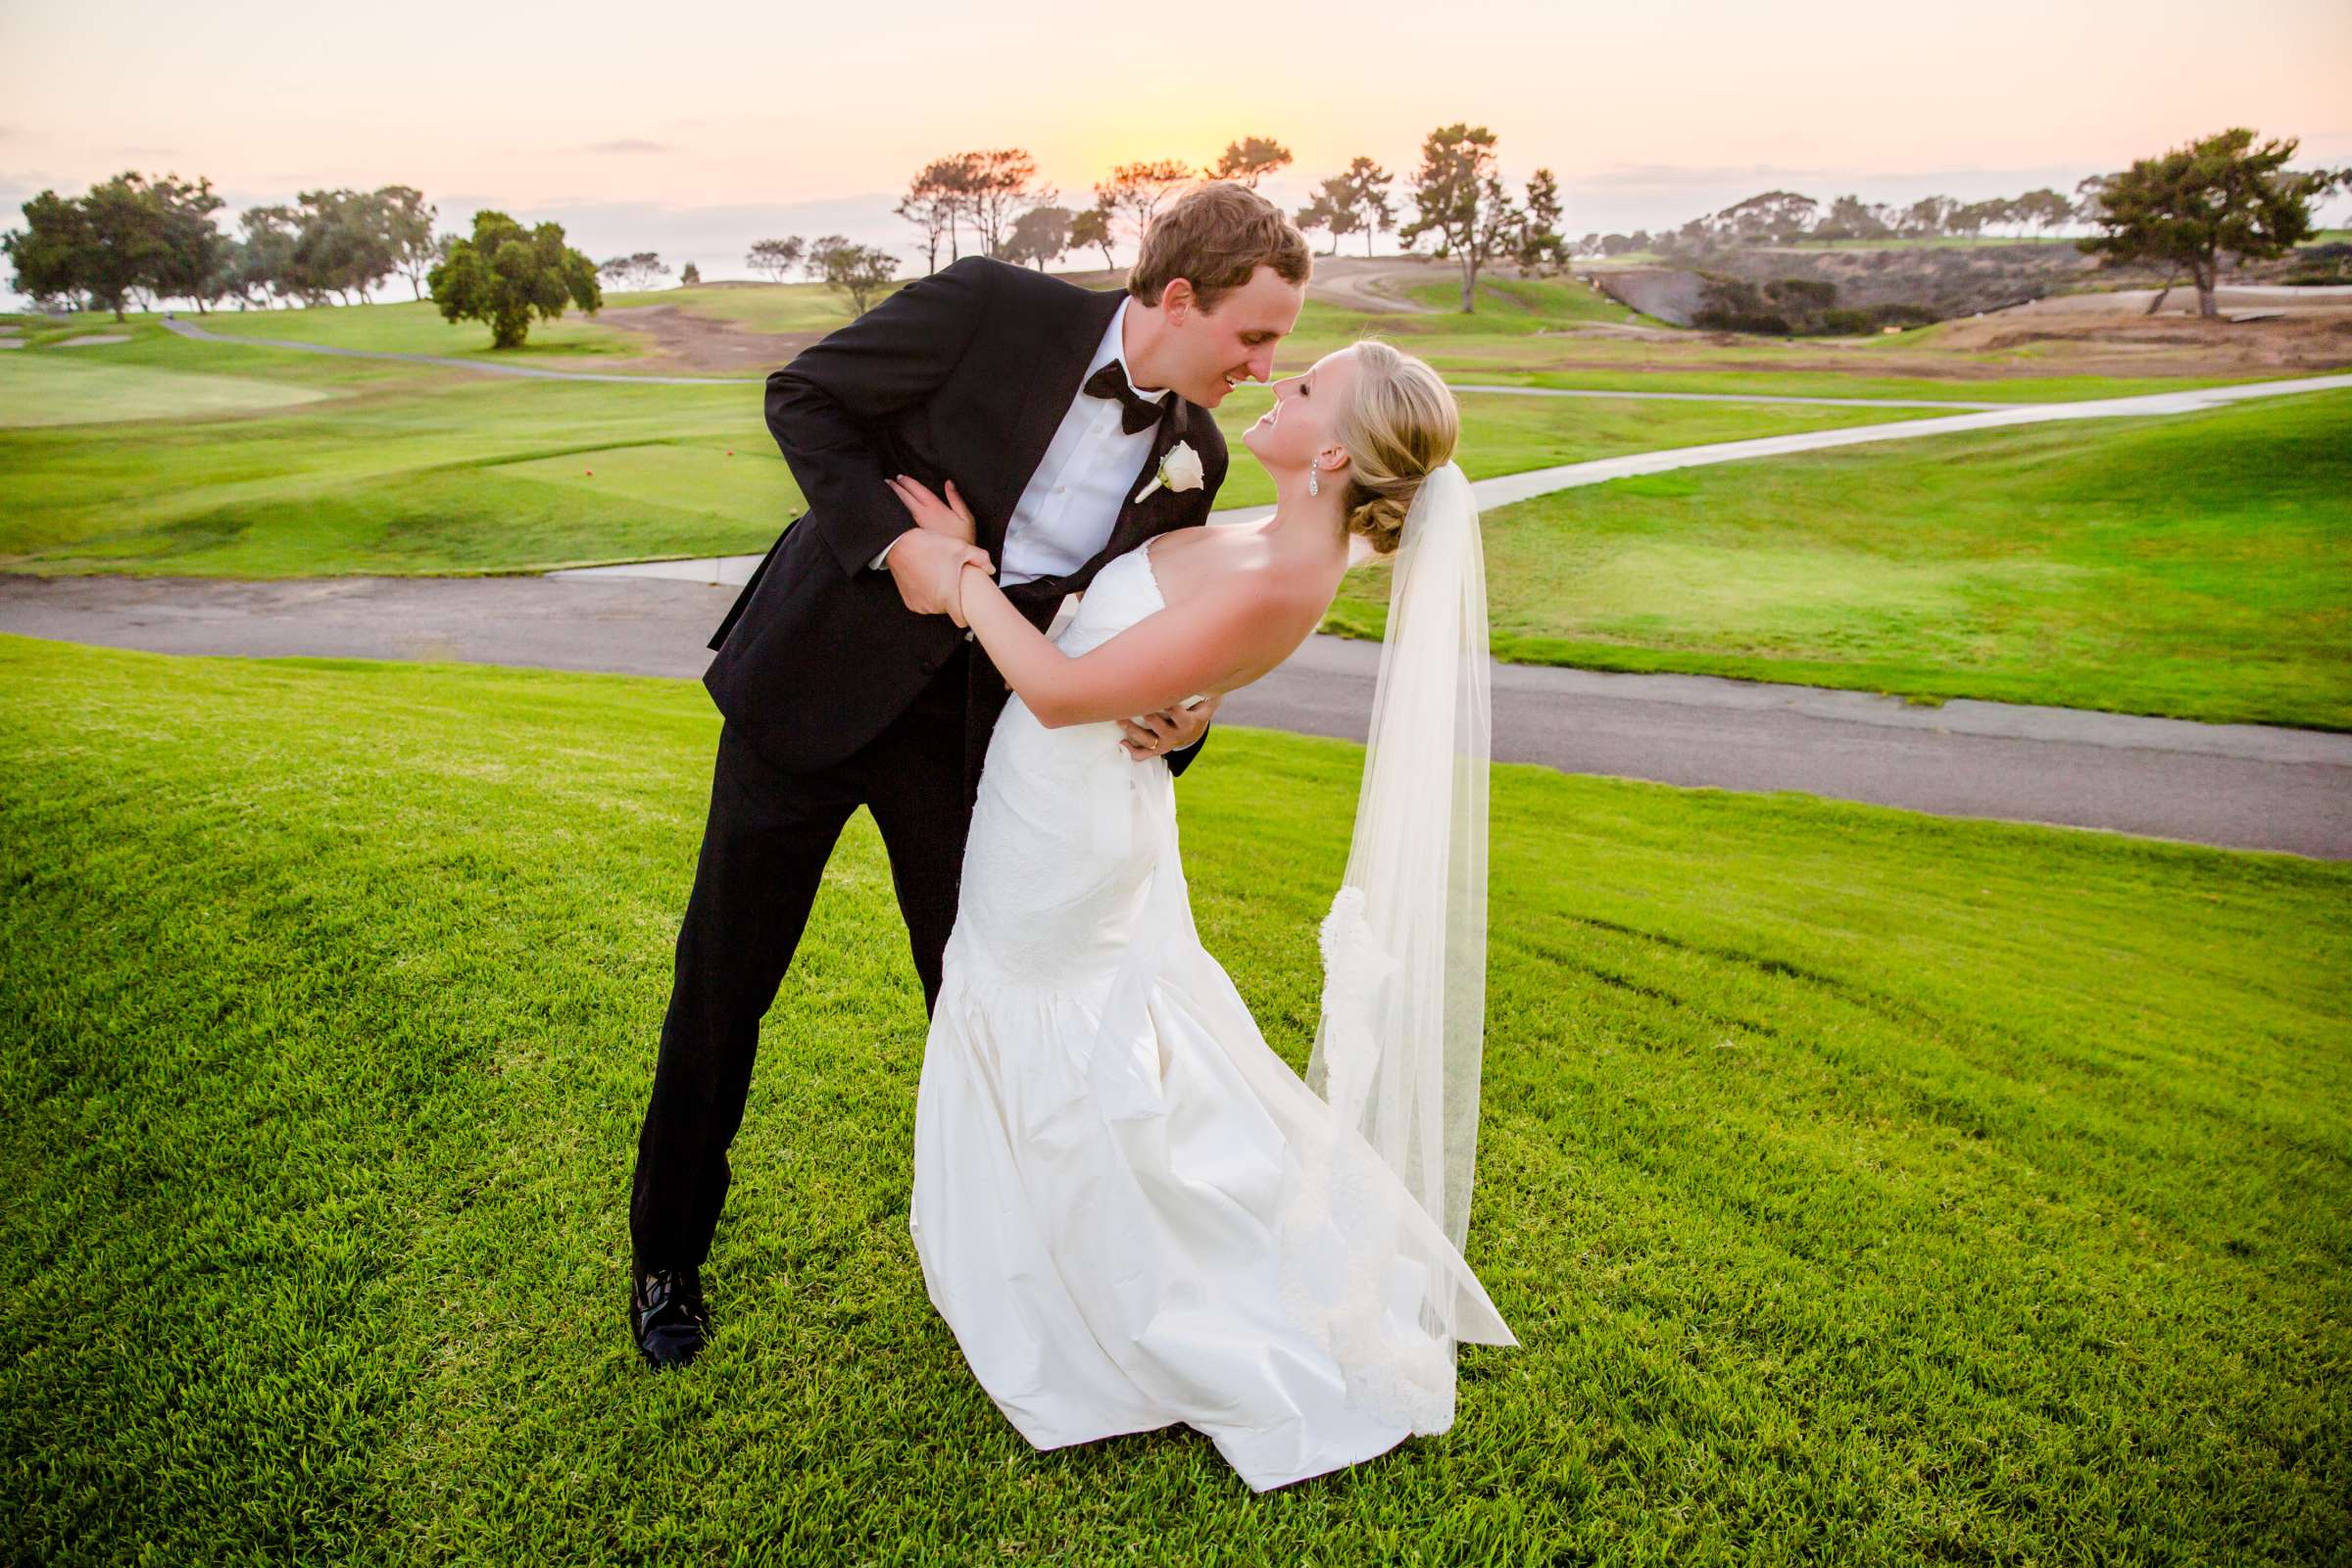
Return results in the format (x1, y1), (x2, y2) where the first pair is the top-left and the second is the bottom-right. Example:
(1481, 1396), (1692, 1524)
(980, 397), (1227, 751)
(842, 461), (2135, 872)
(1128, 181), (1311, 313)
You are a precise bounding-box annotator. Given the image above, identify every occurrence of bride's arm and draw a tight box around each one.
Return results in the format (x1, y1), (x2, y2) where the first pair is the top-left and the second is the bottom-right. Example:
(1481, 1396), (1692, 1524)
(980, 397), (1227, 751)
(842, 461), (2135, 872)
(956, 562), (1300, 730)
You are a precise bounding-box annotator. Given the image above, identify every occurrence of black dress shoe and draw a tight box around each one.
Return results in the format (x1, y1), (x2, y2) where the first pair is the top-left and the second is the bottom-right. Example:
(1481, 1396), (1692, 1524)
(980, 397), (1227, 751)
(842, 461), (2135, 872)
(631, 1264), (710, 1369)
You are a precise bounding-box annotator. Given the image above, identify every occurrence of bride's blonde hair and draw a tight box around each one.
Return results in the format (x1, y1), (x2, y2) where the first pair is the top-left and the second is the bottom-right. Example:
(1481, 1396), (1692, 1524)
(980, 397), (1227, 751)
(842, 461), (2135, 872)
(1335, 340), (1459, 555)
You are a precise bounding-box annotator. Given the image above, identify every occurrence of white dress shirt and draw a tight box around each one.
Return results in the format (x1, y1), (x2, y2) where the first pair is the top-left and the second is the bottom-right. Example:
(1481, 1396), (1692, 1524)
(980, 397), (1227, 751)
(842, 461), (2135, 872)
(873, 295), (1167, 584)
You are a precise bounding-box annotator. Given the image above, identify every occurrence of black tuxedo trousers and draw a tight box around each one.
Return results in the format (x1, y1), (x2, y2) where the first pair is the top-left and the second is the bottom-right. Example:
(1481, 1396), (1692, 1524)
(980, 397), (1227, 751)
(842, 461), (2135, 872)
(628, 644), (971, 1276)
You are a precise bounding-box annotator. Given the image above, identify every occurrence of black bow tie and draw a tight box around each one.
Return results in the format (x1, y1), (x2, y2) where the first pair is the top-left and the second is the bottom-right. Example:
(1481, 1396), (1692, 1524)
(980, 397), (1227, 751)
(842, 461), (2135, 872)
(1082, 362), (1166, 435)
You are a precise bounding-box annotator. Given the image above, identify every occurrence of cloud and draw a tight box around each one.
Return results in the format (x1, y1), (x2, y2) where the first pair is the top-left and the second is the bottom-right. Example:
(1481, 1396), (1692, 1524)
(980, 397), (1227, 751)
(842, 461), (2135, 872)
(577, 139), (673, 156)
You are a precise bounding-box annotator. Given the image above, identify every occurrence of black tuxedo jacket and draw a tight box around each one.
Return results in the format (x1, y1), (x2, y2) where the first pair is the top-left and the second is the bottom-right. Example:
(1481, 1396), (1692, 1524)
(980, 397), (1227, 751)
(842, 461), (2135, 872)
(704, 256), (1228, 785)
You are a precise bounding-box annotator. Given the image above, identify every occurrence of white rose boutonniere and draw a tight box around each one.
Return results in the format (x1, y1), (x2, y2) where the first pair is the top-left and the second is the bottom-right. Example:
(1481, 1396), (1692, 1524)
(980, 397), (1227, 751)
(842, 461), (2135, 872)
(1134, 440), (1204, 504)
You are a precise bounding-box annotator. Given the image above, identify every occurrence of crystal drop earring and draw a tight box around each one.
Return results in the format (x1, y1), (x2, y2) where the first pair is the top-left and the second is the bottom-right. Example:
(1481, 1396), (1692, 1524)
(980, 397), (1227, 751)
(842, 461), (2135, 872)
(1307, 463), (1320, 498)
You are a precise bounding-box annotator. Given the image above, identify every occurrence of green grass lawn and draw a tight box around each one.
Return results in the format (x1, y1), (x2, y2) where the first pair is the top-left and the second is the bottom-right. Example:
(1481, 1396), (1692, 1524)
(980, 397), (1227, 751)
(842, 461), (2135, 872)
(188, 295), (645, 362)
(640, 280), (899, 334)
(1494, 362), (2259, 404)
(0, 349), (334, 425)
(151, 280), (891, 368)
(1, 312), (489, 394)
(1330, 391), (2352, 729)
(1, 637), (2344, 1564)
(184, 281), (902, 363)
(0, 330), (1945, 576)
(1279, 292), (2276, 401)
(1397, 273), (1644, 324)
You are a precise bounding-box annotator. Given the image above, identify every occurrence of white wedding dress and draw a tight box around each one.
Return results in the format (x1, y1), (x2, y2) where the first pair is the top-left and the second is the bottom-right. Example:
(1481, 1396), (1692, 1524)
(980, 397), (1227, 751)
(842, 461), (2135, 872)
(908, 540), (1515, 1493)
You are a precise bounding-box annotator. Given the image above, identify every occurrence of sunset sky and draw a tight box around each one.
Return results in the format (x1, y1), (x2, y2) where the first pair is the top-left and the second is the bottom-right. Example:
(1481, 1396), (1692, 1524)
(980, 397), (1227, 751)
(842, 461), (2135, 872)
(4, 0), (2348, 284)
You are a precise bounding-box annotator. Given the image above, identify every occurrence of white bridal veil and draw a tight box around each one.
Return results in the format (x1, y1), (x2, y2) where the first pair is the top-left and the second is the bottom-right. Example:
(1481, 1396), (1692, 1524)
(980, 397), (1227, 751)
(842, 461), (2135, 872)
(1308, 461), (1492, 1252)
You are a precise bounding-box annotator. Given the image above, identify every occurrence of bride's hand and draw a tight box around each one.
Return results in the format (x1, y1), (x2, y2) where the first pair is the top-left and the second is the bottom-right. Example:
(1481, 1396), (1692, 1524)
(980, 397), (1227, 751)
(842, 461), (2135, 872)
(884, 474), (977, 548)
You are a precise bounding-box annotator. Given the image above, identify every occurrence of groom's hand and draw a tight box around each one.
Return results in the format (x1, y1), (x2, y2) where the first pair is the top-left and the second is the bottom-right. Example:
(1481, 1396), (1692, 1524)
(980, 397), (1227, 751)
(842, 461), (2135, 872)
(1119, 694), (1219, 761)
(886, 527), (993, 625)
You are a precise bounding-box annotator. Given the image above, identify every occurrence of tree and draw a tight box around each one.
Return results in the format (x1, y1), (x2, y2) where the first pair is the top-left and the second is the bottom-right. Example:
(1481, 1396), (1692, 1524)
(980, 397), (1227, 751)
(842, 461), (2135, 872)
(679, 261), (701, 285)
(1095, 159), (1195, 244)
(428, 209), (601, 348)
(1516, 168), (1567, 271)
(895, 157), (972, 273)
(1900, 195), (1957, 239)
(1069, 205), (1116, 270)
(806, 234), (898, 314)
(235, 205), (304, 307)
(3, 190), (98, 313)
(2014, 187), (2073, 238)
(2079, 128), (2324, 318)
(1203, 136), (1292, 188)
(965, 148), (1053, 260)
(1341, 156), (1396, 257)
(1294, 176), (1359, 256)
(70, 174), (169, 318)
(376, 185), (438, 300)
(282, 188), (399, 304)
(1942, 198), (1996, 239)
(1815, 193), (1886, 242)
(119, 172), (230, 314)
(1398, 123), (1515, 312)
(1715, 190), (1819, 245)
(746, 236), (804, 283)
(1003, 205), (1072, 270)
(599, 251), (670, 291)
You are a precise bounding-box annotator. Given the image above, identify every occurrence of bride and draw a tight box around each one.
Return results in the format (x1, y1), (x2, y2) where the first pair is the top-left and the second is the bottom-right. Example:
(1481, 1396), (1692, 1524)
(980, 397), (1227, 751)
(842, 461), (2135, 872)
(884, 338), (1513, 1492)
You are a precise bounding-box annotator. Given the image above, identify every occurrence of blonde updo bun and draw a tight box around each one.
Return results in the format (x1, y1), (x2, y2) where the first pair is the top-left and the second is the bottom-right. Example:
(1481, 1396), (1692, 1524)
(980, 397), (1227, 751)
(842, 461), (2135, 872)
(1335, 340), (1459, 555)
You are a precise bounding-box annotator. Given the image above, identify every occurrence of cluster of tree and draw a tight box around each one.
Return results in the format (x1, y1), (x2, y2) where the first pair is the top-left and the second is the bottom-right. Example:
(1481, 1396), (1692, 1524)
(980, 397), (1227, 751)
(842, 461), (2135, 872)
(2, 174), (438, 318)
(883, 136), (1308, 276)
(427, 209), (602, 348)
(1396, 124), (1568, 312)
(1640, 172), (2246, 258)
(743, 234), (900, 313)
(879, 126), (1564, 314)
(1294, 158), (1396, 256)
(890, 148), (1060, 272)
(598, 251), (671, 290)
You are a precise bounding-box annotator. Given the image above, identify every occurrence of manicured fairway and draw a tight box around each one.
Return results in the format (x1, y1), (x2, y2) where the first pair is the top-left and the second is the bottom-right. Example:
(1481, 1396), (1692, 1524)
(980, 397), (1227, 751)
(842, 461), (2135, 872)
(0, 349), (334, 426)
(1328, 390), (2352, 729)
(190, 282), (888, 358)
(0, 324), (1944, 577)
(2, 638), (2343, 1564)
(191, 294), (645, 361)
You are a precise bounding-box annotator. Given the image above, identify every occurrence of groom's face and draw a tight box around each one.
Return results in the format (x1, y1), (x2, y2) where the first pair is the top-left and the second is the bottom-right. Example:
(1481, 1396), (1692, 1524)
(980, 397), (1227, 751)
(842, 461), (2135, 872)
(1162, 267), (1305, 408)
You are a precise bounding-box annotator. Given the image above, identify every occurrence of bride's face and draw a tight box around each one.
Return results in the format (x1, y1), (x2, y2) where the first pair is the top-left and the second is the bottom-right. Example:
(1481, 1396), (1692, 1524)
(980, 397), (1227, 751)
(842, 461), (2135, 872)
(1240, 348), (1358, 483)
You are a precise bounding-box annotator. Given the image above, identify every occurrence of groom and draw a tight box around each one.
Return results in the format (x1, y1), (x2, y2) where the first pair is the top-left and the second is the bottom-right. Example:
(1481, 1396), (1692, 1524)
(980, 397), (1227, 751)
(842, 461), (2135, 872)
(628, 182), (1313, 1366)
